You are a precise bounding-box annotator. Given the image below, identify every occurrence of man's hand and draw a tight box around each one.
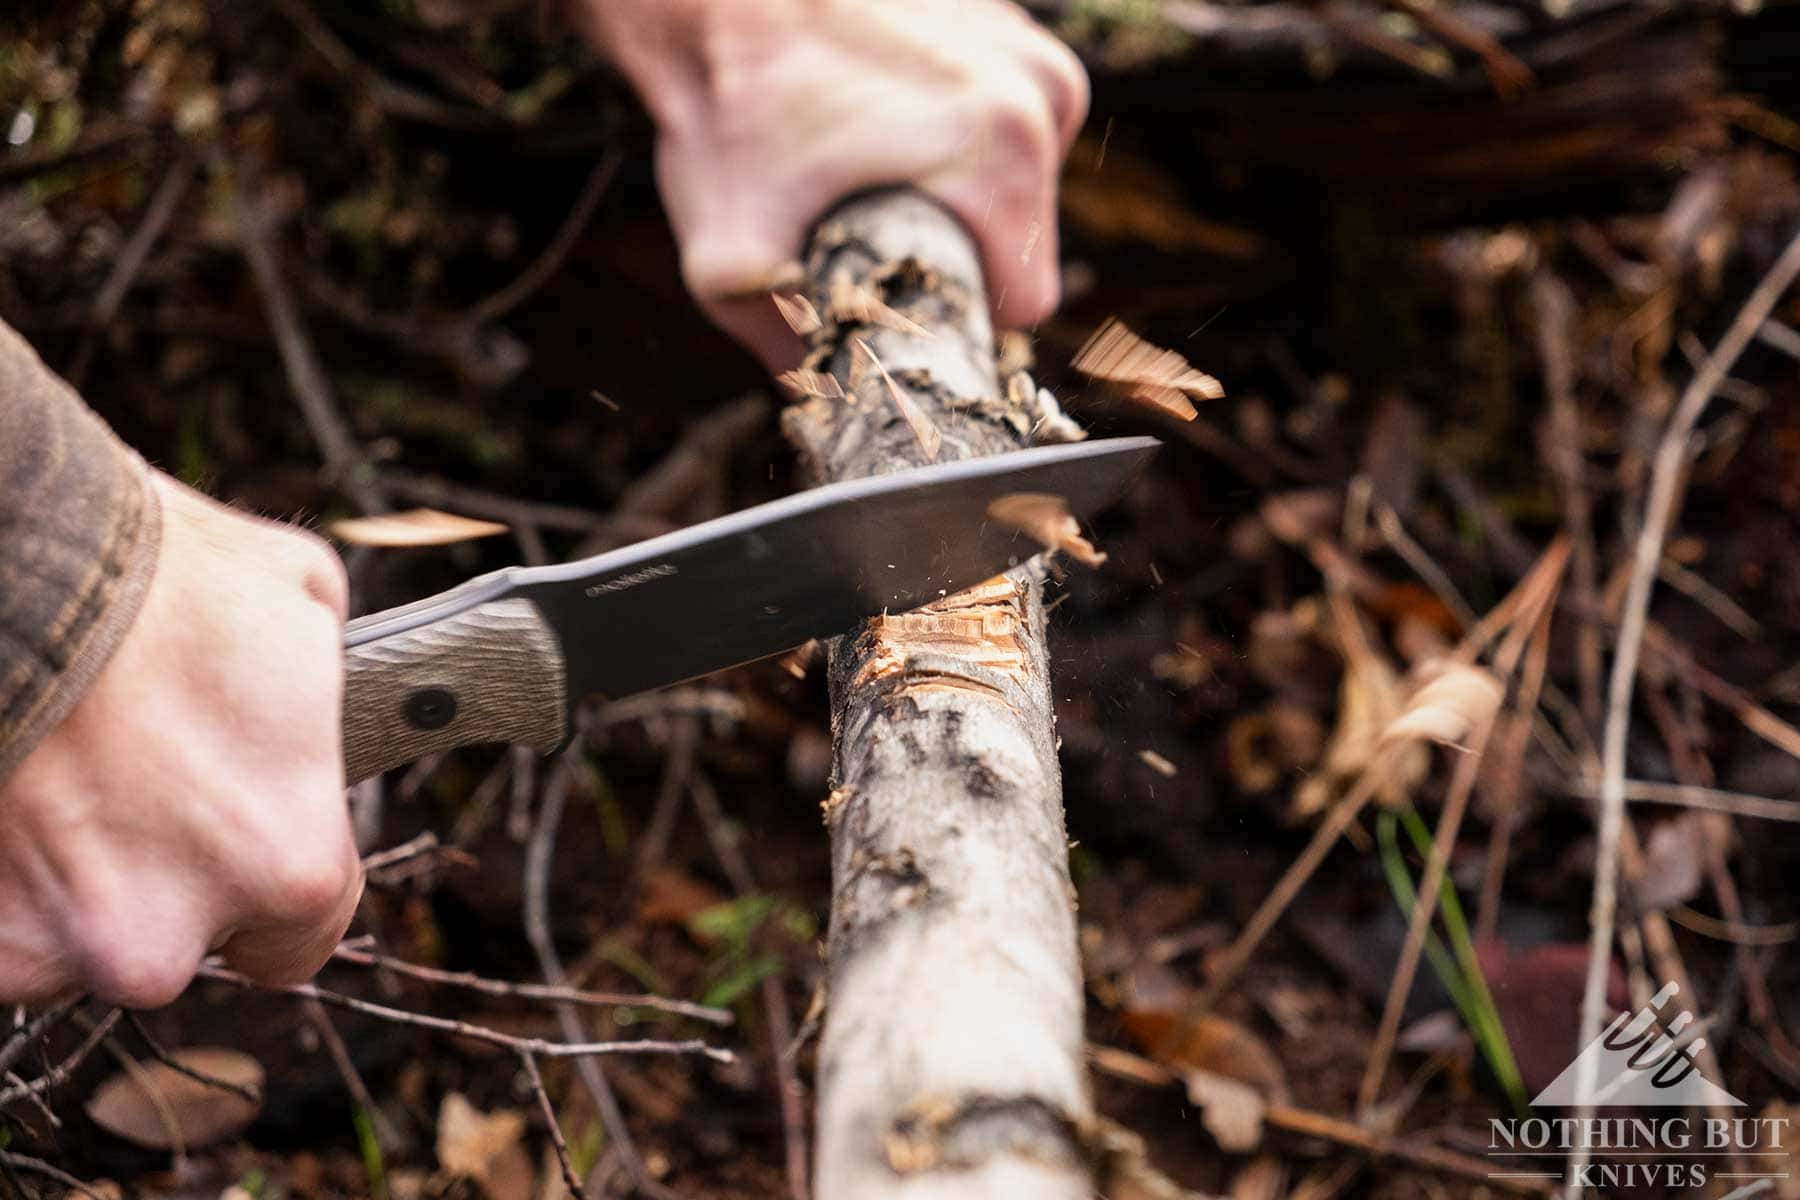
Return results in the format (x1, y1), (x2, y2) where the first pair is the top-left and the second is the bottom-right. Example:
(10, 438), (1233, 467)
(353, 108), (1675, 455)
(0, 473), (361, 1008)
(575, 0), (1088, 370)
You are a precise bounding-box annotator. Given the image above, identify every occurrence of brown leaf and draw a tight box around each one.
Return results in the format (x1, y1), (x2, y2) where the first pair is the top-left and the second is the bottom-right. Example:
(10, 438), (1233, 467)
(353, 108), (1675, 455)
(775, 368), (845, 402)
(638, 867), (729, 926)
(1120, 1009), (1287, 1095)
(853, 339), (940, 461)
(437, 1092), (534, 1200)
(771, 292), (822, 336)
(86, 1048), (264, 1150)
(1073, 318), (1223, 420)
(330, 508), (509, 548)
(986, 492), (1107, 568)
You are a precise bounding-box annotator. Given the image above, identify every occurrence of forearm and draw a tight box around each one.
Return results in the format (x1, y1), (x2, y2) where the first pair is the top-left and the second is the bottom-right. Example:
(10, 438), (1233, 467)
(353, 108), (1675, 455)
(0, 319), (161, 782)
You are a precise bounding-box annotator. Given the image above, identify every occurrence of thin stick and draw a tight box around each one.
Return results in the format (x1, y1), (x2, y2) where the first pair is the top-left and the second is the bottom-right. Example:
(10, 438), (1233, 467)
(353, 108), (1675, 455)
(0, 996), (84, 1080)
(329, 944), (731, 1025)
(1532, 273), (1603, 730)
(518, 1052), (588, 1200)
(461, 151), (622, 326)
(1571, 228), (1800, 1200)
(124, 1012), (260, 1103)
(1358, 559), (1563, 1113)
(0, 1010), (122, 1107)
(303, 997), (404, 1151)
(0, 1153), (110, 1200)
(194, 965), (732, 1063)
(68, 153), (197, 387)
(1475, 601), (1555, 943)
(1373, 503), (1478, 630)
(227, 151), (387, 514)
(524, 740), (681, 1200)
(360, 832), (442, 874)
(692, 771), (811, 1200)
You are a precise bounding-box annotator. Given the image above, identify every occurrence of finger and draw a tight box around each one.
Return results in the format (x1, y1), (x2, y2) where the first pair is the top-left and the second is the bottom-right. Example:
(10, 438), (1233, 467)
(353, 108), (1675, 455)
(220, 831), (364, 986)
(0, 929), (75, 1006)
(1026, 33), (1091, 153)
(702, 293), (808, 375)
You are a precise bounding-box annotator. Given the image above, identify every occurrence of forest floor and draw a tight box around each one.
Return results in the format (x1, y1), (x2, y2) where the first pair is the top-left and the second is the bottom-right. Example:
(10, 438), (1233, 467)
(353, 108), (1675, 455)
(3, 1), (1799, 1198)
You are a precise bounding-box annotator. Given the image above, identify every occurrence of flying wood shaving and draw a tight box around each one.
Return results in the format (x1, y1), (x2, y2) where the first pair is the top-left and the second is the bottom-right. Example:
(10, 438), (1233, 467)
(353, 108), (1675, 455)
(775, 368), (845, 402)
(1073, 318), (1224, 420)
(853, 338), (941, 460)
(986, 492), (1106, 568)
(330, 508), (509, 547)
(771, 292), (822, 336)
(1139, 749), (1179, 777)
(829, 278), (931, 337)
(1380, 662), (1505, 750)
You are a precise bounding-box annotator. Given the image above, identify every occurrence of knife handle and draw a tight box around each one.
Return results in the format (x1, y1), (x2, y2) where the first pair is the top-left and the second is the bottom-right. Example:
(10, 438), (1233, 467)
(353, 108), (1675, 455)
(342, 597), (567, 783)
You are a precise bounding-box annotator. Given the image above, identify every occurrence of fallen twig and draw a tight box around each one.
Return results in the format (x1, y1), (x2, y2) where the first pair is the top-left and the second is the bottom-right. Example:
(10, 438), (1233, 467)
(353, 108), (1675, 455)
(194, 964), (732, 1064)
(1573, 226), (1800, 1200)
(330, 943), (731, 1025)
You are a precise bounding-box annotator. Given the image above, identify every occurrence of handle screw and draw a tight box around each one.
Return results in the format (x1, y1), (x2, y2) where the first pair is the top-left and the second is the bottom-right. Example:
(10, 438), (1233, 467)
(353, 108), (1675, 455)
(404, 687), (458, 730)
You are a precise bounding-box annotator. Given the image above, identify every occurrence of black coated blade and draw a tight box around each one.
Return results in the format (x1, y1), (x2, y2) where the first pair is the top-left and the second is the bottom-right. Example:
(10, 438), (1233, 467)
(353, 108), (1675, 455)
(347, 436), (1158, 705)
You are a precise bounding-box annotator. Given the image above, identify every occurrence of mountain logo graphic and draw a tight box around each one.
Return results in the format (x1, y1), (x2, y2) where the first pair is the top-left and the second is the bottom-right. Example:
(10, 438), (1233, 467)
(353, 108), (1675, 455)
(1532, 982), (1745, 1108)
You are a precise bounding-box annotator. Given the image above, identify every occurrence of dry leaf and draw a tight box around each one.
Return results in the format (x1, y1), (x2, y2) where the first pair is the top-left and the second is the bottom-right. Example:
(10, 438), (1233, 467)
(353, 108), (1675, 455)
(775, 368), (844, 402)
(86, 1048), (264, 1150)
(828, 279), (930, 337)
(1639, 812), (1708, 911)
(1073, 318), (1224, 421)
(437, 1092), (534, 1200)
(1229, 1155), (1287, 1200)
(1379, 661), (1504, 750)
(986, 492), (1107, 568)
(1183, 1068), (1267, 1153)
(1293, 643), (1420, 819)
(1258, 490), (1339, 547)
(331, 508), (509, 548)
(853, 339), (941, 461)
(771, 292), (822, 336)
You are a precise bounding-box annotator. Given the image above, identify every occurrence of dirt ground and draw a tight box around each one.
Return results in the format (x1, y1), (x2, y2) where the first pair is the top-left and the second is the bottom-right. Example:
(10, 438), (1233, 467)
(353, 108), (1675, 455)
(3, 1), (1799, 1198)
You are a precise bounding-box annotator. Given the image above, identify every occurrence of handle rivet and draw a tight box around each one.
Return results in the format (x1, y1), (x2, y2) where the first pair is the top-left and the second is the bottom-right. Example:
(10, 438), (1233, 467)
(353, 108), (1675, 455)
(404, 687), (458, 730)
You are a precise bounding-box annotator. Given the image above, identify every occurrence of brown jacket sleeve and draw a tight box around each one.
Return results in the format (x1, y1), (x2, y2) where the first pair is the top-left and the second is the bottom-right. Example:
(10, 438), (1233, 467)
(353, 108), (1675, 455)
(0, 318), (161, 783)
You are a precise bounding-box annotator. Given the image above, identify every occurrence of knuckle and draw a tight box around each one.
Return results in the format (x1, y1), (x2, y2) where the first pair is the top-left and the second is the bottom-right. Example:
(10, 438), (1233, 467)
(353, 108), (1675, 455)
(288, 527), (350, 622)
(84, 938), (196, 1010)
(266, 843), (360, 923)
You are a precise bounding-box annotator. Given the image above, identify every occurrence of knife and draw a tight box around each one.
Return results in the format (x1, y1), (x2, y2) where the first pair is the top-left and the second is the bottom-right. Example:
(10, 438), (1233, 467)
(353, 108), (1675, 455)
(342, 435), (1158, 782)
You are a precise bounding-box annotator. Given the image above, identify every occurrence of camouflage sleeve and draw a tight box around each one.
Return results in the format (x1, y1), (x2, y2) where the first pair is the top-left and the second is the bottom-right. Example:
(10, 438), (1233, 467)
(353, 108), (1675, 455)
(0, 318), (161, 783)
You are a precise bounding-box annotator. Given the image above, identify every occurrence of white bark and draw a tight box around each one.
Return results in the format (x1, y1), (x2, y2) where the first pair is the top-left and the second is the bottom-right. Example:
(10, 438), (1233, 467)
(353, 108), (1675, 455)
(785, 190), (1093, 1199)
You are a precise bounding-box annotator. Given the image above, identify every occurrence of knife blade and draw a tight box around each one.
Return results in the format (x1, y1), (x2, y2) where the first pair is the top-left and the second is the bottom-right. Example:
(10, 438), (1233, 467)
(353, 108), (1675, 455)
(342, 435), (1158, 781)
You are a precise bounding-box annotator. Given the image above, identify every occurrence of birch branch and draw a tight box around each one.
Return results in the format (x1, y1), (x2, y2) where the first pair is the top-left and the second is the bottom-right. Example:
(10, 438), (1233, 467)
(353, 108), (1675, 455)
(785, 189), (1093, 1199)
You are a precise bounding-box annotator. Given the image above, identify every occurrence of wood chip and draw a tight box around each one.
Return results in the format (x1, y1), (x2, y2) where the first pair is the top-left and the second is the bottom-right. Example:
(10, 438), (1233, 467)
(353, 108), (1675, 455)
(854, 338), (941, 461)
(829, 279), (931, 337)
(1139, 748), (1179, 777)
(771, 292), (822, 336)
(775, 368), (846, 402)
(1073, 317), (1224, 420)
(330, 508), (509, 548)
(986, 492), (1107, 568)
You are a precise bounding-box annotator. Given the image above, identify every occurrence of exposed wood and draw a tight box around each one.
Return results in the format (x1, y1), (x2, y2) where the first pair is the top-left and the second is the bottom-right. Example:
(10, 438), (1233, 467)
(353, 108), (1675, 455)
(786, 190), (1093, 1198)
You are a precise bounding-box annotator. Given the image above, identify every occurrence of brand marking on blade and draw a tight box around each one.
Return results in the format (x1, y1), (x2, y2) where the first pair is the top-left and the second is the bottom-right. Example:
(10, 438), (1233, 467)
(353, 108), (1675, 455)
(585, 563), (678, 597)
